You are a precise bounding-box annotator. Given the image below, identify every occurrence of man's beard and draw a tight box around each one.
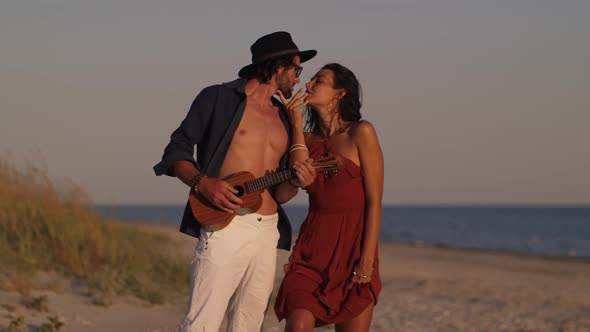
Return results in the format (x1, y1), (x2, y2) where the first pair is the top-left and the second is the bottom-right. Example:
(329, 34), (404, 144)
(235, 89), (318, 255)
(277, 70), (293, 99)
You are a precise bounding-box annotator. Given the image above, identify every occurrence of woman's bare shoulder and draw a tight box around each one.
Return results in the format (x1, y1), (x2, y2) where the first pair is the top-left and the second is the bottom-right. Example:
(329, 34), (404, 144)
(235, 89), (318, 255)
(351, 120), (378, 142)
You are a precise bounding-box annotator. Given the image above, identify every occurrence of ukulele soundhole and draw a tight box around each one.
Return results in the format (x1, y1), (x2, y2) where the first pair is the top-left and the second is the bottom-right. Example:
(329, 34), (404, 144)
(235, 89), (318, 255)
(234, 185), (245, 197)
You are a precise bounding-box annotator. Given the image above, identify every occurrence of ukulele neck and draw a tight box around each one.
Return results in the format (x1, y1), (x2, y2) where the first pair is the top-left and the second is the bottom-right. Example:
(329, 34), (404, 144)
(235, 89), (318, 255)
(244, 169), (296, 193)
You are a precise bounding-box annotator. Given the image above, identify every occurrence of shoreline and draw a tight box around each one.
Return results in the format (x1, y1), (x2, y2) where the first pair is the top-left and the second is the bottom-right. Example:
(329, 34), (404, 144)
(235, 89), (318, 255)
(135, 222), (590, 262)
(94, 204), (590, 260)
(402, 241), (590, 262)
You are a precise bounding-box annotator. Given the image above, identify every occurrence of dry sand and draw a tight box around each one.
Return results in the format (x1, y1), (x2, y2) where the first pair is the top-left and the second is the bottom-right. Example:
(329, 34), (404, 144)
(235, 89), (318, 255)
(2, 224), (590, 332)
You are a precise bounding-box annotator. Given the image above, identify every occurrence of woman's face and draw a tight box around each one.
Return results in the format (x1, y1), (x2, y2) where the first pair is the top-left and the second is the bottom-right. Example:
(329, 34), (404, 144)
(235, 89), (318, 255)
(305, 69), (341, 109)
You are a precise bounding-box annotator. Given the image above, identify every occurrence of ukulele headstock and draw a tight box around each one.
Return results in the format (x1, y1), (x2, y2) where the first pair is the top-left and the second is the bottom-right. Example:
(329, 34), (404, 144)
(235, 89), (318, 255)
(312, 155), (345, 172)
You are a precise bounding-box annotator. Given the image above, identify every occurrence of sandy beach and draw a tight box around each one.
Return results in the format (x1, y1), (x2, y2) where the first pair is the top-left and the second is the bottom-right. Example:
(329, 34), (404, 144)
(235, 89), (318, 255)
(2, 224), (589, 332)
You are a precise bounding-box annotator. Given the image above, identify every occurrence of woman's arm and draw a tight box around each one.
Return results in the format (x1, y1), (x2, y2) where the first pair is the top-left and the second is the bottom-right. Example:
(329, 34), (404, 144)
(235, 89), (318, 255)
(274, 89), (315, 204)
(353, 121), (384, 283)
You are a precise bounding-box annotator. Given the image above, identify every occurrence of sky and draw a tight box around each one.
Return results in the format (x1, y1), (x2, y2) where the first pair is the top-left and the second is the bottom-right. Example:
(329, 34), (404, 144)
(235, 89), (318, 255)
(1, 0), (589, 206)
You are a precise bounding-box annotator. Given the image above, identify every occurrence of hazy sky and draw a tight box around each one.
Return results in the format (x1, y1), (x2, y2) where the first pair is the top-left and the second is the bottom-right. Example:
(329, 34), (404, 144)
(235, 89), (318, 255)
(1, 0), (589, 205)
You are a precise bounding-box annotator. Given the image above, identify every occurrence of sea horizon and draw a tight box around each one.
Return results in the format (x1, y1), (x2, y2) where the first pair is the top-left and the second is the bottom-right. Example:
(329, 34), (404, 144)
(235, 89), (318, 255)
(93, 204), (590, 259)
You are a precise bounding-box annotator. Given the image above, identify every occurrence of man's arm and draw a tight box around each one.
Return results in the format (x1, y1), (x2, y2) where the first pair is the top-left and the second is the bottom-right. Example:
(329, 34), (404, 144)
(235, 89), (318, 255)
(153, 87), (217, 177)
(174, 160), (242, 213)
(173, 160), (202, 188)
(153, 86), (242, 213)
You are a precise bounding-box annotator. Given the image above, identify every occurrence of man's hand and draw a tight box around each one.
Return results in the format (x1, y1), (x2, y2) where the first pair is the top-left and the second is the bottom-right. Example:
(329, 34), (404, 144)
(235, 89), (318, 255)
(197, 177), (243, 214)
(290, 159), (316, 189)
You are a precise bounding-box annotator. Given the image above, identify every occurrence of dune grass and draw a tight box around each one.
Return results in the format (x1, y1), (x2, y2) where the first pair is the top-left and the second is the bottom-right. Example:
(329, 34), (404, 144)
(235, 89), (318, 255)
(0, 156), (189, 305)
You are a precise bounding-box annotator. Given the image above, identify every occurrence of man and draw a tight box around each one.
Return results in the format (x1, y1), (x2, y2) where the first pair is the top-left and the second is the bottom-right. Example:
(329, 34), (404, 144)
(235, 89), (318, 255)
(153, 31), (317, 332)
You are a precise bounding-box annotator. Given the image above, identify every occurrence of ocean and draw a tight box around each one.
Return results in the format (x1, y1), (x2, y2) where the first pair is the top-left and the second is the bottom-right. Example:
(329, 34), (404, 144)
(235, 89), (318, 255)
(94, 205), (590, 259)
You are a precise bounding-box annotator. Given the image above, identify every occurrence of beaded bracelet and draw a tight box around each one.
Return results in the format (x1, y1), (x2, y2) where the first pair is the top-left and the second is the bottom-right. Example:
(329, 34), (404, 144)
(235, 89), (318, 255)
(189, 172), (206, 192)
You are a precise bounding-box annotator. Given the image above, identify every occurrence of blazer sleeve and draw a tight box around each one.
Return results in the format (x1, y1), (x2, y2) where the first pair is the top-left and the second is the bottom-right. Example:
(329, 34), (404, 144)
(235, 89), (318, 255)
(153, 86), (217, 177)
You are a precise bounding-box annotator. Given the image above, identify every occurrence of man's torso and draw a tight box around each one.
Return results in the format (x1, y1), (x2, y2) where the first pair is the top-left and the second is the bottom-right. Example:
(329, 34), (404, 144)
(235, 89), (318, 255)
(218, 98), (288, 215)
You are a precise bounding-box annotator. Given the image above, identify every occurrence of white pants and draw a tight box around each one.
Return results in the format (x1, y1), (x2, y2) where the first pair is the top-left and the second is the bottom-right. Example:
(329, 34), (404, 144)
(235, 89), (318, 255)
(178, 213), (279, 332)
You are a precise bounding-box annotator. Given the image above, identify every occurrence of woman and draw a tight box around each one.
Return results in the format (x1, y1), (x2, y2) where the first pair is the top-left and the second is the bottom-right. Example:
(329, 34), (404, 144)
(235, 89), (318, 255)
(275, 63), (383, 332)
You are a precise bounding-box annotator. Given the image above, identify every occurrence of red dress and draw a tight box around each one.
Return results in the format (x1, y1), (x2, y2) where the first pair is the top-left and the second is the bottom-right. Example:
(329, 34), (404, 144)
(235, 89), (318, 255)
(274, 138), (382, 327)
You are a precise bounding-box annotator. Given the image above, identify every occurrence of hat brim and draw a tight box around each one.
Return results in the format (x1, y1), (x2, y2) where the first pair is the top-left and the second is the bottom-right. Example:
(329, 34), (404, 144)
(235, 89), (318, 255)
(238, 49), (317, 78)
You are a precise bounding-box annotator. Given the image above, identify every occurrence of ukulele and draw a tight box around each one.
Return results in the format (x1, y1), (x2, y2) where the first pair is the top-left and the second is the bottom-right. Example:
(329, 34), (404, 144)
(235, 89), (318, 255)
(189, 156), (342, 231)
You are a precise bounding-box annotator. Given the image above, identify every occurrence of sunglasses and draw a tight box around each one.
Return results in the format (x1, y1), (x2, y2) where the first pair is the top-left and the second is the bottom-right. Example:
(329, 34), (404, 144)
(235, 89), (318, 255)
(294, 65), (303, 78)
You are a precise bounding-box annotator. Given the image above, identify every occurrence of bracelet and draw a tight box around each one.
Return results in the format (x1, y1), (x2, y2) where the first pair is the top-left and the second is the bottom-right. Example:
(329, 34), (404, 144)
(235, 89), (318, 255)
(289, 143), (309, 153)
(289, 146), (309, 153)
(189, 172), (206, 192)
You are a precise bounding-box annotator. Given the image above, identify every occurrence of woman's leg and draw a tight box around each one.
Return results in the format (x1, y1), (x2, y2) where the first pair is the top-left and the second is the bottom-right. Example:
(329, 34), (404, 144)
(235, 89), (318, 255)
(334, 303), (374, 332)
(285, 308), (316, 332)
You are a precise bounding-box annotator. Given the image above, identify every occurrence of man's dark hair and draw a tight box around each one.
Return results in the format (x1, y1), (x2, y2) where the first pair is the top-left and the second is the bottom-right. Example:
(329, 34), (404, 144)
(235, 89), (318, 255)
(242, 55), (297, 83)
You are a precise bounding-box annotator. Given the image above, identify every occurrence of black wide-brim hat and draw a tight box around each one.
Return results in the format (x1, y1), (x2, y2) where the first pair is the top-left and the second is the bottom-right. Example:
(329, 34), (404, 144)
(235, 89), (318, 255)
(238, 31), (317, 78)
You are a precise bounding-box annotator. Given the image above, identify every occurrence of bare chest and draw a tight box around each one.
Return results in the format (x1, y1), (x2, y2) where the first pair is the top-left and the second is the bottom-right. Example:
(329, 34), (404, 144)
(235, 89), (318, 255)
(235, 103), (286, 147)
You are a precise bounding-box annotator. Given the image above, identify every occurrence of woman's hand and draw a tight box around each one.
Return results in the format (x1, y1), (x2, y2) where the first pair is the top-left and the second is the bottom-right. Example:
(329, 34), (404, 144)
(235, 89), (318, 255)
(278, 88), (308, 129)
(349, 260), (374, 288)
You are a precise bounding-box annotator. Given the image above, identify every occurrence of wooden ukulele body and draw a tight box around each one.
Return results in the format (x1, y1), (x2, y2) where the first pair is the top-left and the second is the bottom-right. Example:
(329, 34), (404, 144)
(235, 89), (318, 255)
(187, 156), (341, 232)
(188, 171), (263, 231)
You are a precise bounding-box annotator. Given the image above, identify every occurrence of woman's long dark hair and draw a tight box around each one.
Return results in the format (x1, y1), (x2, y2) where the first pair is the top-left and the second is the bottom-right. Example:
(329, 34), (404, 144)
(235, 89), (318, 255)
(305, 63), (363, 135)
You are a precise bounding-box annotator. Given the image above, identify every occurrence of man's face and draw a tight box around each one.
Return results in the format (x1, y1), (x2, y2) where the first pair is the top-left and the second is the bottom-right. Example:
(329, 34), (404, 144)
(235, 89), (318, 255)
(276, 56), (301, 99)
